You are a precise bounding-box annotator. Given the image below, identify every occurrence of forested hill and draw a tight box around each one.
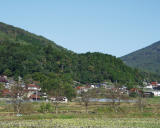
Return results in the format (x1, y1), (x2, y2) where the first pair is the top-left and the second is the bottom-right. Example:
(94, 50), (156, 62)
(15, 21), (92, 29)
(121, 41), (160, 75)
(0, 22), (143, 85)
(0, 22), (66, 50)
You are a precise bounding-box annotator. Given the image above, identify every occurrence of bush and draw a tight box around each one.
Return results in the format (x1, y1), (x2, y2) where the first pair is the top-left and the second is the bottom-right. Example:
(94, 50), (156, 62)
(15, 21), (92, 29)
(39, 102), (52, 113)
(129, 92), (138, 97)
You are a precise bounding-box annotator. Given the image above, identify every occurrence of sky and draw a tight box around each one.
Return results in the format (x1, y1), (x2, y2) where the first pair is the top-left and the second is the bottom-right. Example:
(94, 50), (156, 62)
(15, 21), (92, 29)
(1, 0), (160, 57)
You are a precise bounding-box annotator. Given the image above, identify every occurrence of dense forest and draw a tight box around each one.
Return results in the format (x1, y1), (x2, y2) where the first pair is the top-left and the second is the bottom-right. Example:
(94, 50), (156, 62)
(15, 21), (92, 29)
(0, 22), (152, 90)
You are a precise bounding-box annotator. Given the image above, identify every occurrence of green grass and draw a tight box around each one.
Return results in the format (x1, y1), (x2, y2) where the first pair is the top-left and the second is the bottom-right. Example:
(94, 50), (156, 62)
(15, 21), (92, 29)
(146, 97), (160, 104)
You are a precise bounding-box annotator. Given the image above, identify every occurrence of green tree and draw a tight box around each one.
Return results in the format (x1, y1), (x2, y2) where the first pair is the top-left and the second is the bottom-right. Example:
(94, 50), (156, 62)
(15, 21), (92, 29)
(3, 69), (12, 77)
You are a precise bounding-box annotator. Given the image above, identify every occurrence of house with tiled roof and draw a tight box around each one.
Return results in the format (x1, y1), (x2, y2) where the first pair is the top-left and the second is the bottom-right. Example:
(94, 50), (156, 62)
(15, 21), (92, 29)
(25, 84), (41, 101)
(29, 94), (40, 101)
(27, 84), (41, 91)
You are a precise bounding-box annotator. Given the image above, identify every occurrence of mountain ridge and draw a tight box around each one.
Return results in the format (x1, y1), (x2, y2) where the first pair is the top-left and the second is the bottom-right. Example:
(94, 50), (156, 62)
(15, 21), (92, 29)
(121, 40), (160, 74)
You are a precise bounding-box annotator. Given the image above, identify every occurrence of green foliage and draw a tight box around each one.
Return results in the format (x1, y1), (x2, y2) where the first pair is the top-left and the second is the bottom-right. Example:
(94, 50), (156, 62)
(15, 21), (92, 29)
(129, 92), (138, 97)
(121, 41), (160, 76)
(0, 22), (146, 90)
(40, 73), (76, 100)
(3, 69), (12, 76)
(39, 102), (52, 113)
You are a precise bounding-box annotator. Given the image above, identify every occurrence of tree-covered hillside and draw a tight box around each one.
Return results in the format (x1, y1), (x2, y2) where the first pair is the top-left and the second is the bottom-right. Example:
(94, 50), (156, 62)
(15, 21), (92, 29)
(121, 41), (160, 75)
(0, 22), (143, 87)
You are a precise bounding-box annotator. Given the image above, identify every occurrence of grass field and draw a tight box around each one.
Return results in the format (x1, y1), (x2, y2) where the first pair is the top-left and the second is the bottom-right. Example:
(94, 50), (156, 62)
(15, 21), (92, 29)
(0, 118), (160, 128)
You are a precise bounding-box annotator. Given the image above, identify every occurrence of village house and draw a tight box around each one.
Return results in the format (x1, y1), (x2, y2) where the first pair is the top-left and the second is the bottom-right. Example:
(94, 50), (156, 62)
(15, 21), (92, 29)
(143, 82), (160, 96)
(145, 82), (160, 89)
(76, 86), (89, 94)
(26, 84), (41, 101)
(27, 84), (41, 91)
(29, 94), (41, 101)
(0, 75), (8, 83)
(50, 96), (68, 103)
(1, 89), (11, 97)
(152, 90), (160, 96)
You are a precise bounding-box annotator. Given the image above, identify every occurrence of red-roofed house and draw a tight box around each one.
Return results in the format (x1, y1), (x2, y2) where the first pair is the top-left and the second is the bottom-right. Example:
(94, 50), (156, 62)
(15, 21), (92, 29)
(151, 82), (158, 86)
(27, 84), (41, 91)
(29, 94), (40, 101)
(26, 84), (41, 99)
(76, 86), (89, 94)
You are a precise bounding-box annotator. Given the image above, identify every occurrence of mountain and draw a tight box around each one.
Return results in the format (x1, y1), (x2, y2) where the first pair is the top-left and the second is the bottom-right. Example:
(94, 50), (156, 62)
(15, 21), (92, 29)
(0, 22), (71, 52)
(121, 41), (160, 74)
(0, 22), (143, 86)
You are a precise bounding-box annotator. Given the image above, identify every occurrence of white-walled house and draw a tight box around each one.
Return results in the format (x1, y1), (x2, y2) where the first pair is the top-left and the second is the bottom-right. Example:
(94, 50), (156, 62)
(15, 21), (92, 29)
(152, 90), (160, 96)
(143, 88), (160, 97)
(27, 84), (41, 91)
(144, 85), (153, 89)
(26, 84), (41, 99)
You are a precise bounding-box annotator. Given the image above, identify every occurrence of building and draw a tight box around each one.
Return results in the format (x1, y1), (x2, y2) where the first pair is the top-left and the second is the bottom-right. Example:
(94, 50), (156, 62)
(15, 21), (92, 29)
(50, 96), (68, 103)
(26, 84), (41, 99)
(0, 75), (8, 83)
(29, 94), (40, 101)
(27, 84), (41, 91)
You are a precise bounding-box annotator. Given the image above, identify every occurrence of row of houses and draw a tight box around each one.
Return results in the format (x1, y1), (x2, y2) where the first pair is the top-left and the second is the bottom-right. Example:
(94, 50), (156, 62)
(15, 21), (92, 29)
(1, 83), (42, 100)
(76, 81), (160, 97)
(0, 75), (68, 102)
(76, 83), (128, 95)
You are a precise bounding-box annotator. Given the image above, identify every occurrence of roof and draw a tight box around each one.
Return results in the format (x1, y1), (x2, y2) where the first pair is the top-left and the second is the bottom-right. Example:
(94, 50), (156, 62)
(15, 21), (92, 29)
(130, 88), (142, 93)
(1, 89), (11, 96)
(27, 84), (40, 89)
(76, 86), (89, 90)
(76, 86), (81, 90)
(2, 89), (10, 93)
(29, 94), (40, 99)
(151, 82), (158, 86)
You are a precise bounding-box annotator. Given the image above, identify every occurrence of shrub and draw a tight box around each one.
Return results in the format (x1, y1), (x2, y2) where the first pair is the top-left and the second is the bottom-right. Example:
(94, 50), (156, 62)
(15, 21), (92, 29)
(39, 102), (52, 113)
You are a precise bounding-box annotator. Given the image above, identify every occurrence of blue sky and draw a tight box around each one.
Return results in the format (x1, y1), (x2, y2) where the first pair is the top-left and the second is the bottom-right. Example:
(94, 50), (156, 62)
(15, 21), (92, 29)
(1, 0), (160, 57)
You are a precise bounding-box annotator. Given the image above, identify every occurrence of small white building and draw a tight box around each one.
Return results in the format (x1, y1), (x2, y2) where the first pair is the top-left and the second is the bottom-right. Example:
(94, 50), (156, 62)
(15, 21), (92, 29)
(50, 96), (68, 103)
(27, 84), (41, 91)
(152, 90), (160, 96)
(90, 85), (95, 89)
(144, 85), (153, 89)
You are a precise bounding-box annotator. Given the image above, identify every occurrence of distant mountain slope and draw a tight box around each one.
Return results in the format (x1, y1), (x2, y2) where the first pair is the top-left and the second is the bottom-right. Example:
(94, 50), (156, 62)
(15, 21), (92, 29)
(121, 41), (160, 74)
(0, 22), (143, 85)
